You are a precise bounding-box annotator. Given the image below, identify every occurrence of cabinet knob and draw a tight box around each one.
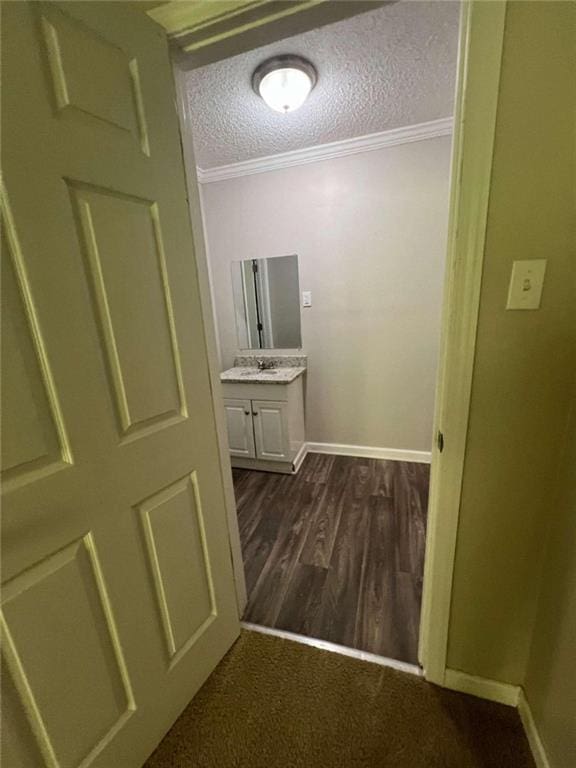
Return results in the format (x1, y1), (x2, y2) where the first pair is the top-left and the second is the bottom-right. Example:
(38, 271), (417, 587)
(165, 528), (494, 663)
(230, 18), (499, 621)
(252, 412), (258, 416)
(244, 410), (250, 415)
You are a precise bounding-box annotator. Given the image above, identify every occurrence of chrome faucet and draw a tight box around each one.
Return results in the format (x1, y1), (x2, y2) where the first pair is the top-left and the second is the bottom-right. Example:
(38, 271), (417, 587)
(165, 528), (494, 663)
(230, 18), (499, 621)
(257, 359), (274, 371)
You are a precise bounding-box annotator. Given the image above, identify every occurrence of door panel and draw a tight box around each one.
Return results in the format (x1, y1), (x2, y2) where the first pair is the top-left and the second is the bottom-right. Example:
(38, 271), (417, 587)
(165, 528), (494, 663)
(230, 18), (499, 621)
(68, 182), (186, 439)
(41, 1), (150, 153)
(137, 473), (215, 664)
(0, 195), (71, 490)
(2, 659), (45, 768)
(253, 400), (290, 461)
(1, 3), (239, 766)
(2, 535), (135, 768)
(223, 398), (255, 457)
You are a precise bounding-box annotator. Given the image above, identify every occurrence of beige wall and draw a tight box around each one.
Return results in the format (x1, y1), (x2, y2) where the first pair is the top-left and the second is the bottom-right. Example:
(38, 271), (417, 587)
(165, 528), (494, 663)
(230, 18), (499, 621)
(447, 1), (576, 684)
(201, 136), (451, 452)
(524, 403), (576, 768)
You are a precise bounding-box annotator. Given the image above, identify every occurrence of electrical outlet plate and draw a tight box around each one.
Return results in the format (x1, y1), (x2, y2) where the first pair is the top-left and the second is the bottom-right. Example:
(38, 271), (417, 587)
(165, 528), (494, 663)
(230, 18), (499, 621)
(506, 259), (547, 310)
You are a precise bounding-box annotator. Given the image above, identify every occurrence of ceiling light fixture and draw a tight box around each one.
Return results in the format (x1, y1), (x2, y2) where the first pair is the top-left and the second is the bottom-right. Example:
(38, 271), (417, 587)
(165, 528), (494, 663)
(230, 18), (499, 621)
(252, 55), (317, 114)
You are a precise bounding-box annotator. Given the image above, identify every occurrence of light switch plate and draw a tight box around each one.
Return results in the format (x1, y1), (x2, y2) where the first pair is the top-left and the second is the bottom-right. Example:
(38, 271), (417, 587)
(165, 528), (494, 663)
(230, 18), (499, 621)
(506, 259), (547, 310)
(302, 291), (312, 307)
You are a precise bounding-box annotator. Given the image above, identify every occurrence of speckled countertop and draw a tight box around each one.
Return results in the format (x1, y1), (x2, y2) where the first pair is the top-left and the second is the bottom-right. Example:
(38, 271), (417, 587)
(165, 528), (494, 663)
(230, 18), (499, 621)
(220, 354), (307, 385)
(220, 366), (305, 384)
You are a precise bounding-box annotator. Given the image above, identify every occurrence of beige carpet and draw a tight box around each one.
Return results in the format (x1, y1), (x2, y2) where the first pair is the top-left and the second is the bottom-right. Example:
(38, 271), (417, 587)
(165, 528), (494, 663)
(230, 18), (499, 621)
(145, 630), (535, 768)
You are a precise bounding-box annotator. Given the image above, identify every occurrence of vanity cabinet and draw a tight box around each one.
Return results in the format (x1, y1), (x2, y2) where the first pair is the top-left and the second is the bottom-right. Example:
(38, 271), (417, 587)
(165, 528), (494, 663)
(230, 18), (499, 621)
(223, 399), (290, 462)
(221, 377), (305, 474)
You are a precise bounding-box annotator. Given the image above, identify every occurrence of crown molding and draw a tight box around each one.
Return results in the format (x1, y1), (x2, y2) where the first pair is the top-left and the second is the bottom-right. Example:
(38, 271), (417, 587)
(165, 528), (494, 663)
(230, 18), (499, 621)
(152, 1), (388, 69)
(148, 1), (323, 44)
(196, 117), (453, 183)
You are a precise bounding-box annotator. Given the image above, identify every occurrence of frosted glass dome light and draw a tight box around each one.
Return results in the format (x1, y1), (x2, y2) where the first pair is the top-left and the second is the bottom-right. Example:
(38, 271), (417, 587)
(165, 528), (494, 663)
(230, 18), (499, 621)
(252, 55), (317, 114)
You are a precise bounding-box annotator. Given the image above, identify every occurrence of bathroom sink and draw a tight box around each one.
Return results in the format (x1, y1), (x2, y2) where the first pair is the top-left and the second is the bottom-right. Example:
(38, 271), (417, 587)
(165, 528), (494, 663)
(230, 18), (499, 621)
(220, 364), (305, 385)
(241, 369), (278, 376)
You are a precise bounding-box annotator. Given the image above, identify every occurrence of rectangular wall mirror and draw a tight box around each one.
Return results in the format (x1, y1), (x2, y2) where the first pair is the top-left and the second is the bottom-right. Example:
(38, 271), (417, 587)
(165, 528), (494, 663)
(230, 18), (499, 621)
(231, 254), (302, 349)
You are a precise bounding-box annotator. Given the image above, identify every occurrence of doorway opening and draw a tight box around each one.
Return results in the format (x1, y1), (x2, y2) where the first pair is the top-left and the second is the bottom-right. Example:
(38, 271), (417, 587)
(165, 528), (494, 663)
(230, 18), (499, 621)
(235, 454), (429, 665)
(180, 1), (461, 668)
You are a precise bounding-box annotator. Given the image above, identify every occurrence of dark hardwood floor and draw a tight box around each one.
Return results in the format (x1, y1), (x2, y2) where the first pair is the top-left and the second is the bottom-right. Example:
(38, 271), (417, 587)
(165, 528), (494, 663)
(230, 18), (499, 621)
(233, 453), (429, 664)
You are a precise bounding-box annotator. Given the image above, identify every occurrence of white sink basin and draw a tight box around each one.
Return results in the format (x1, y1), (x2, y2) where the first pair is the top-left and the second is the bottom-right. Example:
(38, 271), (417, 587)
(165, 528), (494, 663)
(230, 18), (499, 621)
(241, 369), (278, 376)
(220, 365), (305, 384)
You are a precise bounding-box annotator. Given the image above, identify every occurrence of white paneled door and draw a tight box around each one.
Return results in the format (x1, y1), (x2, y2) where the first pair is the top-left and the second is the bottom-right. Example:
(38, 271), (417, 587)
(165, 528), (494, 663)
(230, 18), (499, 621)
(1, 3), (239, 767)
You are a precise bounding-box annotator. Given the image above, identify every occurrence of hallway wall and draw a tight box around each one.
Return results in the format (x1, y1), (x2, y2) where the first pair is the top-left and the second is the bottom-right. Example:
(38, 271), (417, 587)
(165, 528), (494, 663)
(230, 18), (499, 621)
(200, 136), (451, 453)
(523, 404), (576, 768)
(447, 0), (576, 686)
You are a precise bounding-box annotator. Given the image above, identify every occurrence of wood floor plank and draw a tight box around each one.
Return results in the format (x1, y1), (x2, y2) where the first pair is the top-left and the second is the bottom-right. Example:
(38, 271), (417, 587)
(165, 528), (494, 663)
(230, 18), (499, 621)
(274, 563), (328, 636)
(299, 455), (352, 568)
(240, 511), (281, 597)
(244, 480), (324, 626)
(307, 464), (371, 648)
(235, 473), (270, 546)
(239, 473), (295, 594)
(354, 494), (421, 662)
(394, 462), (429, 578)
(371, 458), (396, 498)
(234, 454), (429, 663)
(354, 494), (393, 649)
(298, 452), (335, 483)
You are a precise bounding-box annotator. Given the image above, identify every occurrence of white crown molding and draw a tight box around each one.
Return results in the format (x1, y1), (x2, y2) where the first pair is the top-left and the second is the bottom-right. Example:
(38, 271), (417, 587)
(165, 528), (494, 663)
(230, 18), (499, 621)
(197, 117), (453, 183)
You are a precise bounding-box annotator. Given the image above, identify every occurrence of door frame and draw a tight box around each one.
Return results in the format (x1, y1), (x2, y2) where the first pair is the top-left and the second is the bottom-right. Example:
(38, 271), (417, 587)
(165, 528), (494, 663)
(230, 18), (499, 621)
(418, 0), (506, 684)
(168, 0), (507, 683)
(173, 68), (248, 614)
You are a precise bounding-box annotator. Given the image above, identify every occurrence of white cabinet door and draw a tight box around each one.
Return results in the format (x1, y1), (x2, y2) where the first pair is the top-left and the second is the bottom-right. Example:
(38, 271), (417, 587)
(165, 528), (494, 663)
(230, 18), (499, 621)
(252, 400), (290, 461)
(223, 399), (255, 458)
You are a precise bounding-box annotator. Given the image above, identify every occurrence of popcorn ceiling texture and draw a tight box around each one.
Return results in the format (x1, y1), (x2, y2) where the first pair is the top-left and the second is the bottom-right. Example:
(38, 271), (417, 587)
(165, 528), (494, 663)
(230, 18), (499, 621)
(185, 1), (460, 169)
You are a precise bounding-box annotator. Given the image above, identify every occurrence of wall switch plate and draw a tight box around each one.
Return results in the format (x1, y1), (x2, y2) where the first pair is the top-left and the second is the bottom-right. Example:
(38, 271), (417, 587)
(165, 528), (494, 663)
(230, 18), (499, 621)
(302, 291), (312, 307)
(506, 259), (547, 310)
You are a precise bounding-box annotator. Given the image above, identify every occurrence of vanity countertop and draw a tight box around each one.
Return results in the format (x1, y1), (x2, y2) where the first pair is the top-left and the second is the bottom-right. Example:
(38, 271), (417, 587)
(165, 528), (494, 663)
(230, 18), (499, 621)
(220, 366), (306, 385)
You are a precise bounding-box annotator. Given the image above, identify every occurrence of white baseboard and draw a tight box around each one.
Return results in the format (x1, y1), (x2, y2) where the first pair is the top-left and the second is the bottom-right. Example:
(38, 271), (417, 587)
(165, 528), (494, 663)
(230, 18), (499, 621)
(306, 441), (431, 464)
(443, 668), (520, 707)
(292, 443), (308, 473)
(518, 689), (550, 768)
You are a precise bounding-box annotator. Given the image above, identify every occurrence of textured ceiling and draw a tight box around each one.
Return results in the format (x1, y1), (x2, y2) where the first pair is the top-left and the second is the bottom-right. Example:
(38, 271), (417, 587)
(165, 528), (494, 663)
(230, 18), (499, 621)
(185, 1), (460, 170)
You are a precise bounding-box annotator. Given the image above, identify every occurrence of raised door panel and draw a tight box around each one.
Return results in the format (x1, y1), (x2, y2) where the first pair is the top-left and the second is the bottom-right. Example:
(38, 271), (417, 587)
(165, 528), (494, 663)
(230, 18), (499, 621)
(2, 658), (45, 768)
(68, 182), (187, 442)
(0, 190), (71, 491)
(137, 474), (215, 666)
(253, 400), (290, 461)
(223, 398), (255, 458)
(1, 535), (135, 768)
(39, 2), (149, 153)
